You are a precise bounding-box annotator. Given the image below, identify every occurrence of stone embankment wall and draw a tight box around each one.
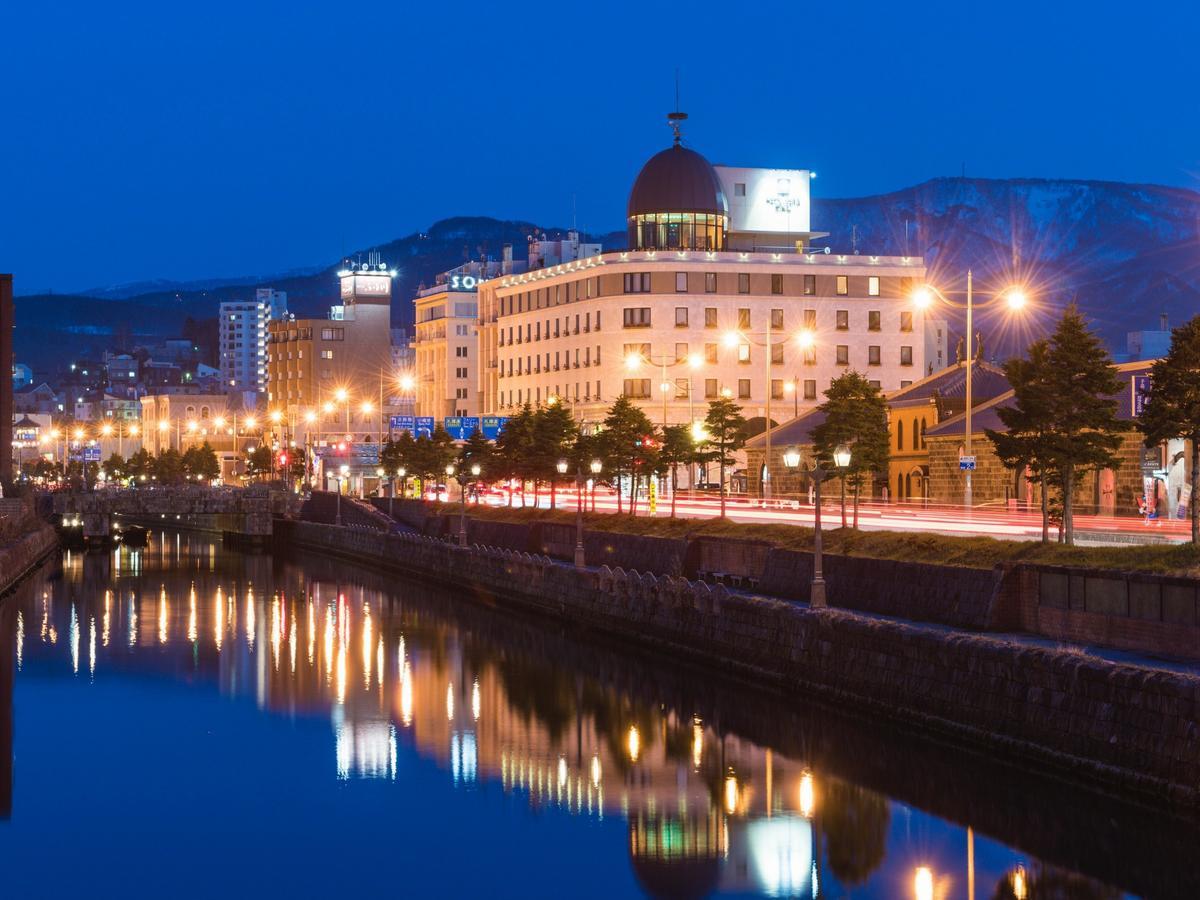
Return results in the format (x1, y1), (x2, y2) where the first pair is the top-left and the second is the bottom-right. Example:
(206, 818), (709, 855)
(368, 499), (1200, 658)
(280, 518), (1200, 810)
(0, 501), (57, 596)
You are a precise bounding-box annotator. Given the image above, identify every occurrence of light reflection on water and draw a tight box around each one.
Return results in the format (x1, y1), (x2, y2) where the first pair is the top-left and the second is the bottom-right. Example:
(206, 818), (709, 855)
(0, 534), (1178, 898)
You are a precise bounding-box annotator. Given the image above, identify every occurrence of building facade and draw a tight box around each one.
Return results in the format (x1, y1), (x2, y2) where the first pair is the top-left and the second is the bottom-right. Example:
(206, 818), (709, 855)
(476, 119), (940, 429)
(266, 266), (394, 445)
(219, 288), (288, 404)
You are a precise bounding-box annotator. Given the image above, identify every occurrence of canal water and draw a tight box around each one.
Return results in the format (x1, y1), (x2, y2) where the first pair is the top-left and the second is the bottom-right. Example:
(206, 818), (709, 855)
(0, 533), (1192, 899)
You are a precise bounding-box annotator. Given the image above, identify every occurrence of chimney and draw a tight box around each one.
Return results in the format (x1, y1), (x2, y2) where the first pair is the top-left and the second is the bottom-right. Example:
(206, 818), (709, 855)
(502, 244), (513, 275)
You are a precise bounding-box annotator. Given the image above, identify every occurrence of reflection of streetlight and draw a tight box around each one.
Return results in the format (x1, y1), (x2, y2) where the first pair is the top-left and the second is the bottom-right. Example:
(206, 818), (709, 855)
(627, 725), (640, 763)
(913, 866), (933, 900)
(799, 770), (815, 818)
(724, 774), (739, 814)
(1010, 865), (1028, 900)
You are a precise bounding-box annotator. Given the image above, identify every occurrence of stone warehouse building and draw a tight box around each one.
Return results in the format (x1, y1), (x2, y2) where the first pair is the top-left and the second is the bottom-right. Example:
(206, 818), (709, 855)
(476, 115), (947, 430)
(925, 360), (1184, 517)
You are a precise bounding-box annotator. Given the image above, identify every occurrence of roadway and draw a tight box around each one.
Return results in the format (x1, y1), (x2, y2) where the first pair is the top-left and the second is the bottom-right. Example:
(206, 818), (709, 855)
(467, 488), (1188, 545)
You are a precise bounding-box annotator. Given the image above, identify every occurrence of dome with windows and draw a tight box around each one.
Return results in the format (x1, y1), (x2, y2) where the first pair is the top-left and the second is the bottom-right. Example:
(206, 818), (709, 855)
(627, 122), (728, 251)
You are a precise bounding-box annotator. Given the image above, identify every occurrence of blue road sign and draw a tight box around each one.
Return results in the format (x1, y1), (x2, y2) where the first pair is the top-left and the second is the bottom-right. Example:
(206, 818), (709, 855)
(414, 417), (434, 439)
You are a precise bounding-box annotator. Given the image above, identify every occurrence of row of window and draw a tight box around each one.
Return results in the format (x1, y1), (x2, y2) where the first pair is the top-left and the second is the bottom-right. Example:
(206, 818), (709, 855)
(502, 278), (601, 315)
(268, 327), (314, 343)
(619, 341), (913, 367)
(630, 307), (915, 332)
(895, 417), (929, 452)
(627, 272), (888, 297)
(499, 346), (603, 377)
(500, 311), (602, 346)
(499, 382), (604, 409)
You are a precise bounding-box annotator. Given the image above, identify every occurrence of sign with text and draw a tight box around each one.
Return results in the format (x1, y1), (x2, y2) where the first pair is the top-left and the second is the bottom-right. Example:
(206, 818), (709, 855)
(958, 456), (976, 471)
(414, 417), (434, 439)
(443, 417), (480, 441)
(481, 416), (508, 440)
(1132, 374), (1152, 417)
(389, 415), (415, 432)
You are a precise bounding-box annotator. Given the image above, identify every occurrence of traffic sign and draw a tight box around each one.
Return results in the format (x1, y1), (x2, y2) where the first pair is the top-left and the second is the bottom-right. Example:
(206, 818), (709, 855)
(389, 415), (415, 432)
(414, 417), (434, 439)
(959, 456), (976, 471)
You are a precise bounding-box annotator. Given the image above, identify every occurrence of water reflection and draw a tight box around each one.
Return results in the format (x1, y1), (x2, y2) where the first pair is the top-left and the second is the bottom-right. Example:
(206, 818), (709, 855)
(0, 534), (1192, 897)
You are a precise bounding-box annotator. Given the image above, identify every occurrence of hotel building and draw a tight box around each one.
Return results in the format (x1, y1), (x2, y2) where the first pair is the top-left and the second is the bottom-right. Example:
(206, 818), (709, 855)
(478, 117), (943, 428)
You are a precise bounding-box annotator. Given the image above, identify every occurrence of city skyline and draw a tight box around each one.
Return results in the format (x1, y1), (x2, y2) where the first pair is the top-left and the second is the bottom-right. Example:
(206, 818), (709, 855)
(3, 0), (1199, 292)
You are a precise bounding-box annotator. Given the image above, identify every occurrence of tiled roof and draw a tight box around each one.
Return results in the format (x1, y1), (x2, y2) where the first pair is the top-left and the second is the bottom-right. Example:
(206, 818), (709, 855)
(927, 359), (1157, 437)
(745, 407), (827, 449)
(885, 361), (1010, 408)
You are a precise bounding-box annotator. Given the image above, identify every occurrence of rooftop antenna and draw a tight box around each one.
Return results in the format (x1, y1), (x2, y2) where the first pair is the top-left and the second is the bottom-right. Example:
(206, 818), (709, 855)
(668, 68), (687, 145)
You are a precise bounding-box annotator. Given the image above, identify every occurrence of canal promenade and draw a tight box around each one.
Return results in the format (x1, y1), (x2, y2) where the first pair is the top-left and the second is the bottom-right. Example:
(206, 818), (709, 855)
(279, 511), (1200, 815)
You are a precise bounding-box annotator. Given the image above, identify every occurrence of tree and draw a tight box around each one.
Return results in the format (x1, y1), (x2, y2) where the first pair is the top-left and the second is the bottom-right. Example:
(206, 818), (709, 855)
(600, 396), (658, 515)
(102, 453), (127, 483)
(820, 779), (890, 888)
(658, 424), (696, 518)
(1139, 314), (1200, 543)
(700, 397), (747, 518)
(156, 448), (185, 484)
(988, 340), (1059, 542)
(183, 441), (220, 483)
(457, 429), (495, 500)
(532, 402), (578, 509)
(811, 372), (890, 528)
(127, 448), (155, 483)
(494, 404), (537, 506)
(1044, 305), (1124, 545)
(381, 432), (416, 497)
(243, 446), (273, 480)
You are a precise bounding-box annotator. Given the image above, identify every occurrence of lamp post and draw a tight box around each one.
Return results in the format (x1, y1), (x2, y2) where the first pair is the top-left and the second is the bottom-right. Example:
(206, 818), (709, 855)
(558, 457), (591, 567)
(335, 463), (349, 526)
(624, 350), (703, 430)
(833, 443), (851, 529)
(913, 277), (1028, 510)
(589, 457), (602, 514)
(784, 446), (827, 607)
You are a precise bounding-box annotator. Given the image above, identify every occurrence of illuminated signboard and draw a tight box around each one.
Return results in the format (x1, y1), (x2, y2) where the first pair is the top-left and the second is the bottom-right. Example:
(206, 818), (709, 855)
(341, 274), (392, 300)
(715, 166), (812, 235)
(448, 274), (486, 291)
(1132, 374), (1151, 417)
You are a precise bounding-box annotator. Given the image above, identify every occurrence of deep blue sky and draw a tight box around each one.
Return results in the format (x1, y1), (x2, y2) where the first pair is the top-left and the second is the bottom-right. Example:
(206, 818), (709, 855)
(3, 0), (1198, 293)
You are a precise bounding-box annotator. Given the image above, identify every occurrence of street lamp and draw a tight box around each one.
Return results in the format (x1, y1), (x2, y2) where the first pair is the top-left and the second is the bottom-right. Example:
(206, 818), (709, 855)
(589, 457), (602, 515)
(833, 443), (852, 529)
(913, 277), (1029, 509)
(335, 463), (349, 526)
(784, 446), (826, 607)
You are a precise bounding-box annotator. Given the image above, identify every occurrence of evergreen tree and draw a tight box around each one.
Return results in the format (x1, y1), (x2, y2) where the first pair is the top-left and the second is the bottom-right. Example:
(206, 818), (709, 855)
(102, 453), (127, 483)
(494, 404), (536, 506)
(457, 429), (496, 495)
(600, 396), (657, 515)
(183, 441), (220, 483)
(243, 446), (272, 481)
(1044, 304), (1124, 545)
(381, 432), (417, 496)
(811, 372), (890, 528)
(1139, 314), (1200, 543)
(532, 402), (578, 509)
(127, 448), (155, 483)
(156, 448), (186, 484)
(988, 340), (1059, 542)
(658, 424), (696, 518)
(700, 397), (748, 518)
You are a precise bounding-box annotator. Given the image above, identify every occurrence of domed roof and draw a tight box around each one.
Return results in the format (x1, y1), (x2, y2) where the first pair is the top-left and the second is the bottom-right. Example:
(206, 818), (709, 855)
(627, 144), (728, 219)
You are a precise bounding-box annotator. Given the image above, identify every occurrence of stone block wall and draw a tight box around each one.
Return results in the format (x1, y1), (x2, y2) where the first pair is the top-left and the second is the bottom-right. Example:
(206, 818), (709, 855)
(0, 522), (57, 596)
(277, 519), (1200, 809)
(1029, 565), (1200, 659)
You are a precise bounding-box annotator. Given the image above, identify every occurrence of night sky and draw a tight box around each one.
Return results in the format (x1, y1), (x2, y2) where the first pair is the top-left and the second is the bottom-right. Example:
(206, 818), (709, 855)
(3, 0), (1198, 293)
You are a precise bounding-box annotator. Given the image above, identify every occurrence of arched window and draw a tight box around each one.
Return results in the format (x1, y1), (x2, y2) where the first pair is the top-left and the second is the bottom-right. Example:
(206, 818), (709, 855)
(912, 417), (920, 451)
(920, 417), (928, 449)
(897, 419), (904, 451)
(200, 406), (210, 420)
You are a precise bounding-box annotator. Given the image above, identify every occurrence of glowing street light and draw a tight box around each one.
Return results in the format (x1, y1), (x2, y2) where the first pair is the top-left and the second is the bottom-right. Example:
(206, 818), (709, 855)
(910, 277), (1031, 509)
(398, 373), (416, 392)
(913, 866), (933, 900)
(334, 388), (348, 403)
